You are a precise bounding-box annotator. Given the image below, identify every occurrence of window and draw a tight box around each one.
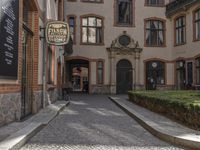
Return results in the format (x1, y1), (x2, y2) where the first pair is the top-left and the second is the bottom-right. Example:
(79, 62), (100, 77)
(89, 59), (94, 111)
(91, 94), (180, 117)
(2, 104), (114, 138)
(176, 60), (186, 90)
(196, 58), (200, 84)
(175, 16), (186, 45)
(187, 62), (193, 86)
(146, 61), (165, 90)
(68, 16), (76, 44)
(81, 16), (103, 44)
(115, 0), (133, 26)
(145, 19), (165, 46)
(145, 0), (165, 6)
(194, 9), (200, 40)
(97, 61), (103, 84)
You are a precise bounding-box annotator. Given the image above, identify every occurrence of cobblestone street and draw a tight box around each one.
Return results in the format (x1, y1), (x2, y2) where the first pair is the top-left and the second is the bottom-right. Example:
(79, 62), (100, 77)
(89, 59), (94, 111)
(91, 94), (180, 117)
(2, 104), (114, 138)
(20, 95), (184, 150)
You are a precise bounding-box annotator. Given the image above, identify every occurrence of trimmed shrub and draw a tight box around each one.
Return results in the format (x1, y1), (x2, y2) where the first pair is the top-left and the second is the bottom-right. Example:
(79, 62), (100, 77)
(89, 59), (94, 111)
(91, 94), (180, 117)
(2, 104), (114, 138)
(128, 91), (200, 130)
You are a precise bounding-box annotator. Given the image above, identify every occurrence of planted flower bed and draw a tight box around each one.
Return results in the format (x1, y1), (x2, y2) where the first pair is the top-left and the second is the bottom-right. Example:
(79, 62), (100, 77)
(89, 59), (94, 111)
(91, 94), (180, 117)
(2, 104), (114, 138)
(128, 91), (200, 130)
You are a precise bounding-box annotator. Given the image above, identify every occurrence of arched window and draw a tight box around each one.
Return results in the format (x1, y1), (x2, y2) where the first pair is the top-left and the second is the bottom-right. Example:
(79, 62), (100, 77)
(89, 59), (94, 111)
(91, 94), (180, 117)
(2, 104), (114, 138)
(81, 16), (103, 44)
(146, 61), (165, 90)
(145, 19), (165, 46)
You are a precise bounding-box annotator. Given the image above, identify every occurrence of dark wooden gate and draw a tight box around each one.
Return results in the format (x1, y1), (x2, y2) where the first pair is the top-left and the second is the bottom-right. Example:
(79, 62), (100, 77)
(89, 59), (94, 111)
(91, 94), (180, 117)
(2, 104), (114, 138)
(116, 60), (133, 94)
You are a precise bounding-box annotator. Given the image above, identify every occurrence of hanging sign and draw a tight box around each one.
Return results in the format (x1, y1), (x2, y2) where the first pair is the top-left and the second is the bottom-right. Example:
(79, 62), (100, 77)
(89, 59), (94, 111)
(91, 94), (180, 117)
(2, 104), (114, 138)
(45, 21), (70, 46)
(0, 0), (19, 79)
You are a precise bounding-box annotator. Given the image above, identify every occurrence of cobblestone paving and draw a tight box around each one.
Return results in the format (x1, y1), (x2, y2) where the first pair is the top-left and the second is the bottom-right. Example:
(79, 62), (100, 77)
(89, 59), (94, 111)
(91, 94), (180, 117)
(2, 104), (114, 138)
(20, 95), (184, 150)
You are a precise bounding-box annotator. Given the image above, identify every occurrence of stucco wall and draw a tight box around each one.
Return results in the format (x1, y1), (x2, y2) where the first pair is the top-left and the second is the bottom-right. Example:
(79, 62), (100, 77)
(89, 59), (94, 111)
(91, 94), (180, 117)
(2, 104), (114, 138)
(170, 4), (200, 60)
(64, 0), (200, 92)
(64, 0), (173, 87)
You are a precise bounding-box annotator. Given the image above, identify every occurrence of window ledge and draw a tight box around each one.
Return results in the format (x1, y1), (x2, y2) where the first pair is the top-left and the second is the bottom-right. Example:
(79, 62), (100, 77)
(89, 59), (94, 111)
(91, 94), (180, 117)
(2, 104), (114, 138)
(144, 4), (165, 7)
(114, 24), (135, 28)
(174, 43), (186, 47)
(144, 44), (166, 48)
(81, 0), (103, 3)
(193, 38), (200, 42)
(80, 43), (105, 46)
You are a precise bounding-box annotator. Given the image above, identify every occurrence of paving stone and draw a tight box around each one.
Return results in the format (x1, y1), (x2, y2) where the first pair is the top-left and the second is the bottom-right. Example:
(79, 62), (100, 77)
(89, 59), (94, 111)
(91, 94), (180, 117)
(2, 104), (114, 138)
(20, 95), (184, 150)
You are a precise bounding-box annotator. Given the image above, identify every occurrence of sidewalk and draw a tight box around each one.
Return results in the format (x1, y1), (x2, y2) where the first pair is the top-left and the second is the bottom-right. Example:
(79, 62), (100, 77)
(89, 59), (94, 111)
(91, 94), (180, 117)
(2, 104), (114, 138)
(0, 100), (69, 150)
(109, 95), (200, 150)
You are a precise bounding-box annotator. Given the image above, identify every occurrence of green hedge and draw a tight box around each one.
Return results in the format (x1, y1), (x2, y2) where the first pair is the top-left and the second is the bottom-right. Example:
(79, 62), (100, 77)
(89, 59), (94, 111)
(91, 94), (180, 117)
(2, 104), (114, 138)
(128, 91), (200, 130)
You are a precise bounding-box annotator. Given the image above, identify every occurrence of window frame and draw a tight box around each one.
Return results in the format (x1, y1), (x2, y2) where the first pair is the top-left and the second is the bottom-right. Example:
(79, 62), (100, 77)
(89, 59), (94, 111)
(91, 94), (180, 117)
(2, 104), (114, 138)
(67, 15), (77, 44)
(174, 15), (186, 46)
(145, 60), (166, 88)
(196, 57), (200, 85)
(96, 60), (104, 85)
(80, 14), (104, 45)
(114, 0), (135, 27)
(145, 0), (165, 7)
(193, 8), (200, 41)
(144, 18), (166, 47)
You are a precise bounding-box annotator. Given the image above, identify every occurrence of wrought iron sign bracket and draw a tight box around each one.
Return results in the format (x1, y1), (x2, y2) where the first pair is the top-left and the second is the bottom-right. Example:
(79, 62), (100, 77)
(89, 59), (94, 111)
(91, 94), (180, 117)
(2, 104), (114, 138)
(39, 26), (45, 40)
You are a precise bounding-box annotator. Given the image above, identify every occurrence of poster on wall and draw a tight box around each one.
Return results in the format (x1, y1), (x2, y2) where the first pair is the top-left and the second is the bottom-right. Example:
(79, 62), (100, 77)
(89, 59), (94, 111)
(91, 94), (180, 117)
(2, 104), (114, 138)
(0, 0), (19, 79)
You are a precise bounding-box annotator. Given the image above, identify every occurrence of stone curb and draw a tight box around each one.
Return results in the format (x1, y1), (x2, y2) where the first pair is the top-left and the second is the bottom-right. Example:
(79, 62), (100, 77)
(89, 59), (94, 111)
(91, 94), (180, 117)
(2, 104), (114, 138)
(0, 101), (70, 150)
(109, 96), (200, 150)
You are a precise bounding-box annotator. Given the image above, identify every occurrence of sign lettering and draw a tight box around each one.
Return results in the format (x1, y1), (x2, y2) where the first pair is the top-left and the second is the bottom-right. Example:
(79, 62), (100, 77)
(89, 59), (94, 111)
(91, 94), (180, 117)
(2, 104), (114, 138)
(45, 21), (69, 45)
(0, 0), (19, 79)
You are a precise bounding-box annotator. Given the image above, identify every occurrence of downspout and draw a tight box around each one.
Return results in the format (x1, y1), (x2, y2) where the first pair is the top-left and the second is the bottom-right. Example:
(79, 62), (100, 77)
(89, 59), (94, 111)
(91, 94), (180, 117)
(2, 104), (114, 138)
(42, 0), (47, 108)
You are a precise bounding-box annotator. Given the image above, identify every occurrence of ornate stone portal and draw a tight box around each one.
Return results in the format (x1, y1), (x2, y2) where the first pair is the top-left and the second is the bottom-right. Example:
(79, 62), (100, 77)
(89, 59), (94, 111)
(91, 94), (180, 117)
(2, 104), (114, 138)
(107, 32), (143, 94)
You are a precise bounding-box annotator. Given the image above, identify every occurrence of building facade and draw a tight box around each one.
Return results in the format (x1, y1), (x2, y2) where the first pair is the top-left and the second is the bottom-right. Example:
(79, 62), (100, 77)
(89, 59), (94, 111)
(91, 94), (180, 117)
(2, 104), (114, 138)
(0, 0), (64, 126)
(63, 0), (200, 94)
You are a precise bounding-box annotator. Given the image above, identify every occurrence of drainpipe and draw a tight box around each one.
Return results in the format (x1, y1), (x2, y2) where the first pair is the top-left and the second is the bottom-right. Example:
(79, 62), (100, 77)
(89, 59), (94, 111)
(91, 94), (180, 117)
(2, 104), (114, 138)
(42, 0), (47, 108)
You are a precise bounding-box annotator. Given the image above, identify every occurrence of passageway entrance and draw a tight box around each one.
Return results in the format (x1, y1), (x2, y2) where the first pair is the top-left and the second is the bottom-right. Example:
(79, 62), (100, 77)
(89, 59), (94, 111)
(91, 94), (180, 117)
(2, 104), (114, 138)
(65, 59), (89, 93)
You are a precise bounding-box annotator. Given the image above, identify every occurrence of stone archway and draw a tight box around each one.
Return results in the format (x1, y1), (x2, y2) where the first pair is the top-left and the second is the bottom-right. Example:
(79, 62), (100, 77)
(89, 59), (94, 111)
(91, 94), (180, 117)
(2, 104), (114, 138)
(107, 32), (143, 94)
(65, 58), (90, 93)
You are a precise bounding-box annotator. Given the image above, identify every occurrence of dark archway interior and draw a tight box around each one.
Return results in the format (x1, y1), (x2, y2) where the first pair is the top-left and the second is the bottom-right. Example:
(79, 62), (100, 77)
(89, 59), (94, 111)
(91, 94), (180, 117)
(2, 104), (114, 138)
(66, 59), (89, 93)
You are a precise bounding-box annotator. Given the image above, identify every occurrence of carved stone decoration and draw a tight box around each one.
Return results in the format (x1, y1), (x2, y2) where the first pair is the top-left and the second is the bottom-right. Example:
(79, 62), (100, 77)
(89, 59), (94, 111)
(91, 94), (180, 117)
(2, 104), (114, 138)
(107, 32), (143, 94)
(107, 32), (143, 56)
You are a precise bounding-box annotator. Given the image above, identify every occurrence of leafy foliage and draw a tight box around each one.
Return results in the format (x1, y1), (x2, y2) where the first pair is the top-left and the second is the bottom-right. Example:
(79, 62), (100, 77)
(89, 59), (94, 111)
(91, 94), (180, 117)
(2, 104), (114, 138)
(128, 91), (200, 130)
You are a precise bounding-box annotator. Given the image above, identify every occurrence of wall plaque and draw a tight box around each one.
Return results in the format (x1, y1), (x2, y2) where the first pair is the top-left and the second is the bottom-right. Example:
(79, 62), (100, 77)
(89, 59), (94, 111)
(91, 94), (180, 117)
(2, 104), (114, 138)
(0, 0), (19, 79)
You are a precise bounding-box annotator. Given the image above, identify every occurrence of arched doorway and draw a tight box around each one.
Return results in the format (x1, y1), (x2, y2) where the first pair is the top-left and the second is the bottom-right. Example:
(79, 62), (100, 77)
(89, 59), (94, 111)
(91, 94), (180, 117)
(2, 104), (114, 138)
(65, 59), (89, 93)
(116, 59), (133, 94)
(146, 61), (165, 90)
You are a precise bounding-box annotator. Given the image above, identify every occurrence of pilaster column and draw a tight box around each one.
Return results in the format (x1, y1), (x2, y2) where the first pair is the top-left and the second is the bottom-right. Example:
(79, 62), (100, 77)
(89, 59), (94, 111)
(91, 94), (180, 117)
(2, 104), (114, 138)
(135, 49), (141, 89)
(109, 50), (116, 94)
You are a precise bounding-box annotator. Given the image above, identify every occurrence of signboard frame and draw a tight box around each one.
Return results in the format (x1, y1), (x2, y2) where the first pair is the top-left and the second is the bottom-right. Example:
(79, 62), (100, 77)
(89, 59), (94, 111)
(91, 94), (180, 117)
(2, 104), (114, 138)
(45, 21), (70, 46)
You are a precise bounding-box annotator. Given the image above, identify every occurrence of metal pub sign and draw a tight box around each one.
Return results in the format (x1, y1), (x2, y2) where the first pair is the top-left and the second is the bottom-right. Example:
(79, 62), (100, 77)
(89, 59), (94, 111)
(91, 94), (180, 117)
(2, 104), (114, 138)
(46, 21), (69, 45)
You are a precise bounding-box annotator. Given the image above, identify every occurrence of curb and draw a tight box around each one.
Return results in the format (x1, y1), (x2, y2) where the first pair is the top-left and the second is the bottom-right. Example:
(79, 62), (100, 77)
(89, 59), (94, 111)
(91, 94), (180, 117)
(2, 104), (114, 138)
(0, 101), (70, 150)
(109, 96), (200, 150)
